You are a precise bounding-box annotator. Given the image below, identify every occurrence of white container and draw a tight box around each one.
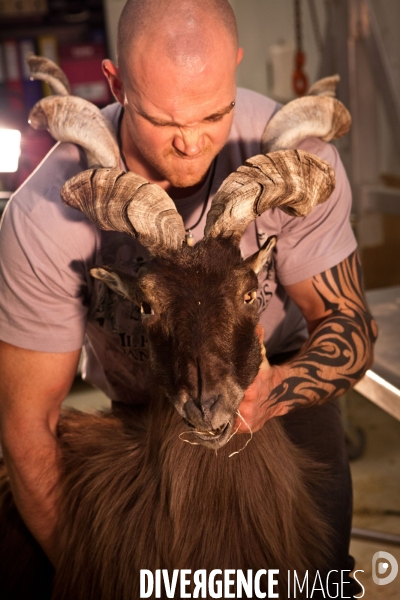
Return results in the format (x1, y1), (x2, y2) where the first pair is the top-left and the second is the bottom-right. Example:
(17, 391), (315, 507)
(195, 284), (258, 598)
(269, 40), (295, 103)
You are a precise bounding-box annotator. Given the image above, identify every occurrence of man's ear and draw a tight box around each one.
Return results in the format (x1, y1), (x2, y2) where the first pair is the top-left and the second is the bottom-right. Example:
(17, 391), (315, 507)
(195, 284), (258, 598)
(102, 59), (125, 105)
(244, 236), (277, 275)
(90, 266), (141, 303)
(237, 47), (244, 66)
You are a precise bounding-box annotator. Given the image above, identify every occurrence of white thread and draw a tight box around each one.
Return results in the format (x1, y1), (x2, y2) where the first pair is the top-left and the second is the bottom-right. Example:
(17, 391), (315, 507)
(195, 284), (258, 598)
(178, 432), (201, 446)
(228, 410), (253, 458)
(226, 423), (241, 444)
(178, 411), (253, 456)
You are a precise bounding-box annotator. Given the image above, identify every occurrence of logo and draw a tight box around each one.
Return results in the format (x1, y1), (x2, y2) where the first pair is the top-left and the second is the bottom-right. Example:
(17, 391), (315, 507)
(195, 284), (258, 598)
(372, 551), (398, 586)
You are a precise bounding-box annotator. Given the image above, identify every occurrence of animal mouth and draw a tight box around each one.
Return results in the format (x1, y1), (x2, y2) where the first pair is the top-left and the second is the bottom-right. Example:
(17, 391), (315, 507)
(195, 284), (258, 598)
(183, 419), (231, 444)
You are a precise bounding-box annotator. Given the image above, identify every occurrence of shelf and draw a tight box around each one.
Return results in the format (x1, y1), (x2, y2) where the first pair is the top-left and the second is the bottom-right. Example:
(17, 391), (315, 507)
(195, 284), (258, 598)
(0, 9), (105, 39)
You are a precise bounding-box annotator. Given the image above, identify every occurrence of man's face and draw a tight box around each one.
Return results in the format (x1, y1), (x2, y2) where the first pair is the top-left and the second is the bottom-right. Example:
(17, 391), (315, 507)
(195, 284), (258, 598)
(119, 43), (241, 189)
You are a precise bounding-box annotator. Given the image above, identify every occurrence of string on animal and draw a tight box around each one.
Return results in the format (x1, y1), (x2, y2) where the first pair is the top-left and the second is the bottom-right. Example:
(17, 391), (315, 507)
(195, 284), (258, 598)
(178, 432), (201, 446)
(228, 410), (253, 458)
(226, 422), (241, 444)
(178, 410), (253, 457)
(178, 421), (230, 446)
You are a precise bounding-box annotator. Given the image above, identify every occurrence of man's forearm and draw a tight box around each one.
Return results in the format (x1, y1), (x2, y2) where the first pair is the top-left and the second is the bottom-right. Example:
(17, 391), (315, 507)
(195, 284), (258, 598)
(268, 309), (376, 410)
(267, 252), (378, 412)
(0, 342), (80, 563)
(2, 421), (61, 564)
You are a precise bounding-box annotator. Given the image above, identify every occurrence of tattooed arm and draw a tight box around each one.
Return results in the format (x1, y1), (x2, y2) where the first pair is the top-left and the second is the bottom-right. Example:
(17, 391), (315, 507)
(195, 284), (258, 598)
(236, 250), (378, 432)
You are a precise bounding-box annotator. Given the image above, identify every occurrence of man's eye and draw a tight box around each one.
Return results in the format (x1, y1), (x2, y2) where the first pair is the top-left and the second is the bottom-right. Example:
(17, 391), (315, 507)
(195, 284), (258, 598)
(149, 121), (169, 128)
(205, 115), (224, 123)
(152, 122), (174, 128)
(244, 291), (257, 305)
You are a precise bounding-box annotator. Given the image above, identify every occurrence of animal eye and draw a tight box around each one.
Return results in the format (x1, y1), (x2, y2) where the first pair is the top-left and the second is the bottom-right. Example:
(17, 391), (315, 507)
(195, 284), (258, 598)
(140, 301), (154, 316)
(244, 291), (257, 305)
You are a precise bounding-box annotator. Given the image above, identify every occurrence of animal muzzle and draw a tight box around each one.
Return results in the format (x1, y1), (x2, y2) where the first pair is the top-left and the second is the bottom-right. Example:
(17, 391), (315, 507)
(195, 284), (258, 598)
(175, 374), (245, 448)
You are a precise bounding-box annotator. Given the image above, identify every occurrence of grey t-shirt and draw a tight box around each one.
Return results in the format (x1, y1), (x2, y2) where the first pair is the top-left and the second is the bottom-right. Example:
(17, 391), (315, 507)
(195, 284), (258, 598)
(0, 88), (357, 404)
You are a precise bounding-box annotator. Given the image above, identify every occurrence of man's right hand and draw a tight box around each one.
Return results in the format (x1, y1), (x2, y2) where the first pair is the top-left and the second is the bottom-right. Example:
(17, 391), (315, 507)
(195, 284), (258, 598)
(0, 340), (80, 564)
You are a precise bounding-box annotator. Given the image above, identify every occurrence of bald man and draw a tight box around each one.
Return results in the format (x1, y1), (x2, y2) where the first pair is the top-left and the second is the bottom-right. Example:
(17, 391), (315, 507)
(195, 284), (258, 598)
(107, 0), (241, 192)
(0, 0), (374, 594)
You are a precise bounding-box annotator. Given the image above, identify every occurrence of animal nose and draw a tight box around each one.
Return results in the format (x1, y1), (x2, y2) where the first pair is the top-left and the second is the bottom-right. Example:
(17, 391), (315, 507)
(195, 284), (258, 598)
(184, 393), (222, 429)
(200, 395), (220, 419)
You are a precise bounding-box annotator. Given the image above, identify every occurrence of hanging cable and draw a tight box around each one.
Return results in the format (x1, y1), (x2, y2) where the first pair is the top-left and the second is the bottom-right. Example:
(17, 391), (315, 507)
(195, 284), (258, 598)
(307, 0), (325, 55)
(292, 0), (309, 96)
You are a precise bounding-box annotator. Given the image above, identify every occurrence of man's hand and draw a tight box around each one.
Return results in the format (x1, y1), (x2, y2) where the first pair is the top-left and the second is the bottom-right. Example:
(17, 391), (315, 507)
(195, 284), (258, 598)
(234, 325), (289, 433)
(0, 341), (80, 564)
(234, 251), (377, 434)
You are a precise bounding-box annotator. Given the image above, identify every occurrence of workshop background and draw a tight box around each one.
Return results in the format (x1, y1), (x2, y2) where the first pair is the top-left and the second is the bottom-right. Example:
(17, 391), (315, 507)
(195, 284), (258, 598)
(1, 1), (399, 597)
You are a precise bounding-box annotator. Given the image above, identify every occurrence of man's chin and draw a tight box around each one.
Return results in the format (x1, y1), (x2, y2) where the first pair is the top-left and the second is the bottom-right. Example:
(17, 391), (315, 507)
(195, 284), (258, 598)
(168, 173), (207, 189)
(163, 156), (215, 189)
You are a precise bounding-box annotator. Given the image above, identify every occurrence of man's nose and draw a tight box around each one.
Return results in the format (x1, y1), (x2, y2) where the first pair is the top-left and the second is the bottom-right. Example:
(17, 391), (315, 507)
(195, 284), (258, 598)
(173, 127), (205, 157)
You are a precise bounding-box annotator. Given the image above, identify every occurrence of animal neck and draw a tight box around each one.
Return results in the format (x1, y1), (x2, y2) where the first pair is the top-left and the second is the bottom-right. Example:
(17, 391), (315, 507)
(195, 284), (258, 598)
(140, 395), (331, 581)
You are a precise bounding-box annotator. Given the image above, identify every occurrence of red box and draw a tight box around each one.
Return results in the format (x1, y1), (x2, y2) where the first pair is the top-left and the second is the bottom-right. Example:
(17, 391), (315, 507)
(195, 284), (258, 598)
(59, 43), (112, 107)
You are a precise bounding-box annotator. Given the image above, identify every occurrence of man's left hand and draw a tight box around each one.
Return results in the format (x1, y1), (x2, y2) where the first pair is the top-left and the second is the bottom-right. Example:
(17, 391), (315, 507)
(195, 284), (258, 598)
(233, 325), (290, 433)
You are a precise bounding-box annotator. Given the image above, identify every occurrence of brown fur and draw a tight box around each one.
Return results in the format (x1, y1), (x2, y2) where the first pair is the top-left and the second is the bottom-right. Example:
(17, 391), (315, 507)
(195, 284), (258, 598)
(0, 397), (331, 599)
(0, 236), (333, 599)
(0, 398), (332, 599)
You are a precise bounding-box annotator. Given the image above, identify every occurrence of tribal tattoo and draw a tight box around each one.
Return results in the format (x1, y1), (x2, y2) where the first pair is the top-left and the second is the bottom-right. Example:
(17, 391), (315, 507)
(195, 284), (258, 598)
(267, 251), (378, 410)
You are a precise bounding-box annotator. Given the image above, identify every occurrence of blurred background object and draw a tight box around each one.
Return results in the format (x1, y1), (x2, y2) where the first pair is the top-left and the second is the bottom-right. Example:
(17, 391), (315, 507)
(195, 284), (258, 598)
(0, 127), (21, 213)
(0, 0), (109, 210)
(0, 128), (21, 173)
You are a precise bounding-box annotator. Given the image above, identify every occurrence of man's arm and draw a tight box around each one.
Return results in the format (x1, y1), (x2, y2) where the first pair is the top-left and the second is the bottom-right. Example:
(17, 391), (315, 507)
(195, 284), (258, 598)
(236, 251), (378, 431)
(0, 341), (81, 563)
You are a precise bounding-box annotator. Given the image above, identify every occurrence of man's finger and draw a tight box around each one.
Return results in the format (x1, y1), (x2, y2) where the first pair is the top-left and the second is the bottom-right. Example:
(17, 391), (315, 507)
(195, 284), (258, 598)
(255, 323), (269, 370)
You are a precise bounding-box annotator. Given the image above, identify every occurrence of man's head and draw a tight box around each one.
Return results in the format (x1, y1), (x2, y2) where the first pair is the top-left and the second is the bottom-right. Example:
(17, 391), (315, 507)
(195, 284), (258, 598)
(103, 0), (243, 190)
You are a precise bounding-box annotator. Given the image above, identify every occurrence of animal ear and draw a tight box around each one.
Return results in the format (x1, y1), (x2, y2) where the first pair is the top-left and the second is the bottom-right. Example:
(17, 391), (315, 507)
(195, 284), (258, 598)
(90, 266), (141, 303)
(244, 235), (277, 275)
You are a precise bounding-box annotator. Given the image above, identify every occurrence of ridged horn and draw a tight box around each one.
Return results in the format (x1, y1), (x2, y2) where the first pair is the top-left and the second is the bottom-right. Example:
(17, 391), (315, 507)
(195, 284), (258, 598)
(60, 168), (186, 255)
(28, 96), (120, 168)
(307, 74), (340, 97)
(27, 54), (71, 96)
(261, 75), (351, 154)
(204, 150), (335, 240)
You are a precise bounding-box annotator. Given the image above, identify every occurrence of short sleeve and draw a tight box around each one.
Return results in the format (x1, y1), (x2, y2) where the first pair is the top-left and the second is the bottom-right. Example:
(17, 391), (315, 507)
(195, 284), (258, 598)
(271, 137), (357, 286)
(0, 143), (99, 353)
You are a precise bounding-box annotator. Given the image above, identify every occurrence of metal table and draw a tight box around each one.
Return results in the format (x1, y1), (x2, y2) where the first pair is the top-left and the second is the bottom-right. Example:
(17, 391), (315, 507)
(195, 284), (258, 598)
(352, 285), (400, 546)
(354, 286), (400, 422)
